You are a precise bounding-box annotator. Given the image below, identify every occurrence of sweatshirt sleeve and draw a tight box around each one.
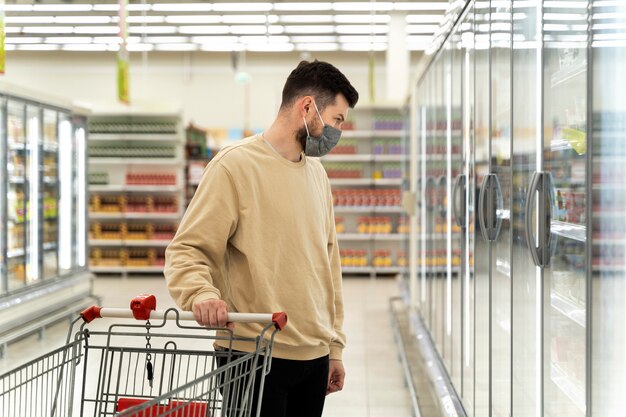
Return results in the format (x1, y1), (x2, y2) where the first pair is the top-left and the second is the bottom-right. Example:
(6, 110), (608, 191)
(327, 183), (346, 361)
(164, 161), (239, 311)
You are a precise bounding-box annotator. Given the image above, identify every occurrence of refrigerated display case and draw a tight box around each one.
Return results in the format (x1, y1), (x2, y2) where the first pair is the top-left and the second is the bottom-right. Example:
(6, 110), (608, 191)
(404, 1), (626, 417)
(0, 82), (93, 354)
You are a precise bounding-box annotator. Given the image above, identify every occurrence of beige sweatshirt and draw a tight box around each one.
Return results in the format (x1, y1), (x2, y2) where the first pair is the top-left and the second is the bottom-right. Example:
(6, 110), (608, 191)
(164, 135), (345, 361)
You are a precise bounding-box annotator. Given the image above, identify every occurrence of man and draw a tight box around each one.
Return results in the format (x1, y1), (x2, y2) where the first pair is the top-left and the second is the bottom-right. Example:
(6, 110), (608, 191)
(164, 60), (359, 417)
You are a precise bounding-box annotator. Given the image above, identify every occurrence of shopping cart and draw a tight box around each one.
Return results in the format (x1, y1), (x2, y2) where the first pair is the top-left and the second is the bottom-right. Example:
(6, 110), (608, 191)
(0, 294), (288, 417)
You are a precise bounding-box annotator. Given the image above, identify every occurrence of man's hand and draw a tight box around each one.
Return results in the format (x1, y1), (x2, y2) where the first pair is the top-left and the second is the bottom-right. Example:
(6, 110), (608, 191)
(192, 299), (234, 330)
(327, 359), (345, 395)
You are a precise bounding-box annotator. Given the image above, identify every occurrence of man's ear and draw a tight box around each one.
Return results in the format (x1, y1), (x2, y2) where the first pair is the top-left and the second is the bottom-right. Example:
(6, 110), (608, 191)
(299, 96), (314, 117)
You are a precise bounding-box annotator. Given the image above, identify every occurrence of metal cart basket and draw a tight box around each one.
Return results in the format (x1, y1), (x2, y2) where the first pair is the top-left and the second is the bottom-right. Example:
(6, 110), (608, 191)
(0, 294), (288, 417)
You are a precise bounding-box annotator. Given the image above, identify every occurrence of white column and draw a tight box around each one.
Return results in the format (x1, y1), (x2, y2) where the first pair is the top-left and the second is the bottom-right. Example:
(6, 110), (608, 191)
(386, 12), (409, 102)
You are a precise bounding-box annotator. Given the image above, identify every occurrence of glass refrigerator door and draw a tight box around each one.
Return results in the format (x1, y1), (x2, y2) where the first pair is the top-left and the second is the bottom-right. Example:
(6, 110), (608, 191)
(512, 0), (542, 415)
(58, 113), (74, 275)
(490, 1), (513, 416)
(542, 2), (589, 416)
(73, 117), (87, 270)
(26, 105), (42, 284)
(43, 109), (59, 279)
(6, 101), (27, 290)
(590, 2), (626, 416)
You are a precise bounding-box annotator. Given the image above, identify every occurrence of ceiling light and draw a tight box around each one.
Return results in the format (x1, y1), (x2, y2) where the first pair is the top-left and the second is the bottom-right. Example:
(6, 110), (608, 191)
(341, 42), (387, 51)
(165, 16), (221, 24)
(33, 4), (93, 12)
(156, 43), (199, 51)
(19, 44), (60, 51)
(334, 15), (391, 24)
(192, 35), (239, 43)
(93, 4), (120, 12)
(284, 25), (335, 34)
(336, 25), (389, 34)
(4, 45), (16, 51)
(127, 4), (151, 12)
(407, 35), (432, 43)
(93, 36), (123, 44)
(74, 26), (120, 34)
(23, 27), (74, 34)
(5, 17), (55, 24)
(406, 15), (445, 24)
(338, 35), (387, 43)
(62, 44), (109, 51)
(152, 3), (212, 12)
(239, 35), (290, 44)
(46, 37), (93, 44)
(407, 43), (429, 51)
(268, 25), (285, 34)
(406, 24), (440, 34)
(4, 37), (43, 44)
(222, 15), (268, 24)
(127, 16), (166, 24)
(4, 27), (21, 33)
(213, 2), (272, 12)
(333, 2), (393, 11)
(3, 5), (33, 12)
(230, 25), (268, 35)
(55, 16), (112, 24)
(129, 26), (178, 34)
(279, 15), (333, 23)
(296, 42), (339, 51)
(291, 36), (337, 43)
(201, 43), (245, 51)
(179, 26), (230, 34)
(246, 43), (295, 52)
(145, 36), (190, 43)
(127, 43), (155, 51)
(274, 2), (332, 11)
(393, 2), (449, 11)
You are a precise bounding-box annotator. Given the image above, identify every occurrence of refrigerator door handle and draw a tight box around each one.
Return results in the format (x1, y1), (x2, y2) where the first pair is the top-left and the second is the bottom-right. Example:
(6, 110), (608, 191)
(453, 174), (466, 228)
(525, 171), (543, 267)
(478, 174), (490, 242)
(542, 172), (557, 267)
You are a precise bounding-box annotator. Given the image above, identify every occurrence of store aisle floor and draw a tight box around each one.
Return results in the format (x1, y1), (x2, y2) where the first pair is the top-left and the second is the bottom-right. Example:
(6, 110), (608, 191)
(1, 276), (411, 417)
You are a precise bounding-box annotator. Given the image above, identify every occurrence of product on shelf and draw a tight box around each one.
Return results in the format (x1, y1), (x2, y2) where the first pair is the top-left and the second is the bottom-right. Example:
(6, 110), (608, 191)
(324, 162), (364, 179)
(372, 250), (393, 267)
(89, 121), (177, 134)
(126, 223), (153, 240)
(89, 172), (109, 185)
(340, 250), (369, 267)
(90, 248), (126, 266)
(153, 224), (178, 240)
(89, 144), (176, 159)
(357, 217), (393, 234)
(126, 173), (177, 185)
(90, 195), (124, 213)
(126, 249), (155, 267)
(397, 251), (408, 267)
(329, 138), (358, 154)
(332, 189), (402, 207)
(373, 116), (404, 131)
(397, 216), (410, 234)
(90, 222), (126, 240)
(335, 217), (345, 234)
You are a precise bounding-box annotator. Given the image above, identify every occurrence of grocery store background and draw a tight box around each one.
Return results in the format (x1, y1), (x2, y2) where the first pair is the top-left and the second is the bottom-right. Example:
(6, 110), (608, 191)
(1, 1), (626, 417)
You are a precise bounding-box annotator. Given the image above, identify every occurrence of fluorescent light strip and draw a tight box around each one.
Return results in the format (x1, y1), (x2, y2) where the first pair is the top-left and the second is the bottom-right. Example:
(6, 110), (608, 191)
(5, 17), (55, 24)
(230, 25), (268, 35)
(222, 15), (268, 24)
(4, 27), (20, 34)
(334, 15), (391, 24)
(406, 24), (440, 34)
(393, 2), (449, 11)
(246, 43), (294, 51)
(55, 16), (112, 24)
(192, 35), (239, 43)
(341, 42), (387, 51)
(406, 14), (445, 24)
(46, 37), (93, 44)
(407, 35), (433, 43)
(127, 43), (155, 51)
(62, 44), (109, 51)
(59, 120), (73, 271)
(74, 26), (120, 34)
(3, 4), (33, 11)
(296, 42), (339, 51)
(129, 26), (178, 34)
(279, 15), (333, 23)
(284, 25), (335, 34)
(152, 3), (212, 11)
(33, 4), (92, 12)
(338, 35), (387, 43)
(336, 25), (389, 34)
(179, 26), (230, 34)
(93, 36), (123, 44)
(144, 36), (190, 43)
(127, 4), (151, 12)
(93, 4), (120, 12)
(165, 16), (221, 24)
(240, 35), (289, 44)
(4, 37), (43, 44)
(155, 43), (199, 51)
(290, 35), (337, 43)
(127, 16), (166, 24)
(213, 2), (272, 12)
(76, 128), (86, 267)
(268, 25), (285, 34)
(201, 43), (245, 51)
(23, 26), (74, 34)
(28, 116), (40, 281)
(274, 2), (332, 11)
(333, 2), (393, 11)
(18, 44), (60, 51)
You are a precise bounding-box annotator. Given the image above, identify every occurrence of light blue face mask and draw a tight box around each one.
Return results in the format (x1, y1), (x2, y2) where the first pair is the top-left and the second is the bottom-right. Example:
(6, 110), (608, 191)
(303, 101), (342, 157)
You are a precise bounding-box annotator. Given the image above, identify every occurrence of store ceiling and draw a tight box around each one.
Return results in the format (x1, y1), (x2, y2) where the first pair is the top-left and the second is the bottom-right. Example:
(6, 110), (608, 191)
(2, 1), (451, 52)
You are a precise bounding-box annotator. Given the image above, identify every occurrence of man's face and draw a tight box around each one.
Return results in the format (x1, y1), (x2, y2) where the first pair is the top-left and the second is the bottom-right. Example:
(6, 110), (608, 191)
(296, 93), (350, 149)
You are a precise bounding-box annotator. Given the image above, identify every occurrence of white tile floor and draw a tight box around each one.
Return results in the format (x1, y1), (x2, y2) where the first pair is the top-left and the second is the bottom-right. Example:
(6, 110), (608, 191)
(1, 276), (412, 417)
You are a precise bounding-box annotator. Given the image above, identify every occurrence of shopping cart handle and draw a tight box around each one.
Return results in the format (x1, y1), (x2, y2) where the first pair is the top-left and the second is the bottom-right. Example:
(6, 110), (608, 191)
(80, 295), (288, 330)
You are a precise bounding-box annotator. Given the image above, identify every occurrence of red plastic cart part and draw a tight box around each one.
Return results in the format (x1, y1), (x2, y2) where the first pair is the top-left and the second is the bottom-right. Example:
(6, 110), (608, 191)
(130, 294), (157, 320)
(117, 398), (207, 417)
(80, 305), (102, 323)
(272, 312), (288, 330)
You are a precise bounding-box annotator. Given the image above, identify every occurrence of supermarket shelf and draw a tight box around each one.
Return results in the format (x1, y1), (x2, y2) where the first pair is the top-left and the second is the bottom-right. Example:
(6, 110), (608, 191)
(342, 266), (407, 274)
(330, 178), (402, 186)
(551, 221), (586, 243)
(341, 130), (404, 138)
(90, 239), (171, 247)
(593, 265), (626, 272)
(551, 293), (586, 328)
(338, 233), (407, 241)
(334, 206), (404, 213)
(90, 133), (180, 142)
(89, 212), (180, 220)
(90, 158), (183, 165)
(89, 185), (181, 192)
(322, 154), (407, 162)
(90, 266), (165, 273)
(550, 362), (586, 414)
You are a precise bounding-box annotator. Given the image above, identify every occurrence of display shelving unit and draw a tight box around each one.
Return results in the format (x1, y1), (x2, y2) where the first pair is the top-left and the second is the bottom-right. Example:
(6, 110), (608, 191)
(87, 112), (184, 276)
(322, 105), (409, 277)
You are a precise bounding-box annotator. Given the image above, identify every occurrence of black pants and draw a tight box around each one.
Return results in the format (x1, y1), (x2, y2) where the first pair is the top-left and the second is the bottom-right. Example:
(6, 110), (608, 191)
(217, 351), (329, 417)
